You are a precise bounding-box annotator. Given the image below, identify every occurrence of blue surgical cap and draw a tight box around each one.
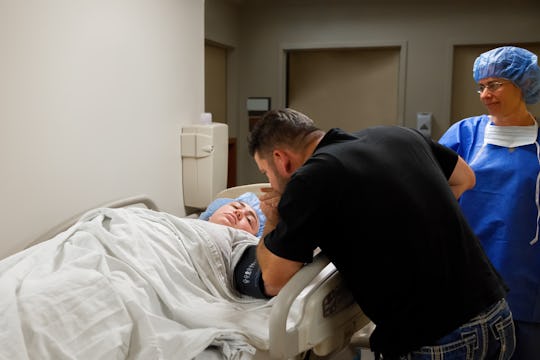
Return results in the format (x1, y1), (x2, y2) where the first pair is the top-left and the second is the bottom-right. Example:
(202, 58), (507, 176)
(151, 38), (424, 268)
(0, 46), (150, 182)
(473, 46), (540, 104)
(199, 192), (266, 237)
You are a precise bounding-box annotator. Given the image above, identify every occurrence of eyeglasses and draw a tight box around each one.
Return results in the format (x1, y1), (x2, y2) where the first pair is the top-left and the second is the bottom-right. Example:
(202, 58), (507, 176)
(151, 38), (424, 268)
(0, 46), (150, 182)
(476, 81), (507, 94)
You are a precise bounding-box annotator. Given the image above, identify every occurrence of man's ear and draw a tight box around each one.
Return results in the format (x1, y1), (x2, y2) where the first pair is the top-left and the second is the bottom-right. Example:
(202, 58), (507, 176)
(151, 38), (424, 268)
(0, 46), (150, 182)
(272, 149), (294, 176)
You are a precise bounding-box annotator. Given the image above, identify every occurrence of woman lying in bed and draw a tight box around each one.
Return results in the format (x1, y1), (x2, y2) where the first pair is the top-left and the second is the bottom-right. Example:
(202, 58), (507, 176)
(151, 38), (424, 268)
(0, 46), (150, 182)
(0, 192), (272, 360)
(200, 192), (270, 300)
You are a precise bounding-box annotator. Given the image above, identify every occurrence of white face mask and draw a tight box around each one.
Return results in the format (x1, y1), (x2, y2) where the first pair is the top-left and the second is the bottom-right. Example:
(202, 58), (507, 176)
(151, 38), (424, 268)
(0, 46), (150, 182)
(484, 120), (538, 148)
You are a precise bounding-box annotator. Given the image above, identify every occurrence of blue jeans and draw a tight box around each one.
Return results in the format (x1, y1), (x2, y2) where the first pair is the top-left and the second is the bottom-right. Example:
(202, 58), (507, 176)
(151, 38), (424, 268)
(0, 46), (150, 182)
(382, 299), (515, 360)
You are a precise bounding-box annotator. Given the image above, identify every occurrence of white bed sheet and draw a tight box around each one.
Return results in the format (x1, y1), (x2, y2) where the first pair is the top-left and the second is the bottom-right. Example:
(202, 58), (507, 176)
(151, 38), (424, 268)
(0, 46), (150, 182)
(0, 207), (273, 360)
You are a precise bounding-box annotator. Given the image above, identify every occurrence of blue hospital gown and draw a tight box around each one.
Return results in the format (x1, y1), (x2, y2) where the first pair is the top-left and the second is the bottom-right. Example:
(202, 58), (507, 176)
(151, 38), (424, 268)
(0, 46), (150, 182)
(440, 114), (540, 322)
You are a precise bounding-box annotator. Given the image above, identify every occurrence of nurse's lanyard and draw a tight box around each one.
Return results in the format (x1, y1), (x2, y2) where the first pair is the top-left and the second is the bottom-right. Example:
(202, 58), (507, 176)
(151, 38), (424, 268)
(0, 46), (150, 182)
(479, 117), (540, 245)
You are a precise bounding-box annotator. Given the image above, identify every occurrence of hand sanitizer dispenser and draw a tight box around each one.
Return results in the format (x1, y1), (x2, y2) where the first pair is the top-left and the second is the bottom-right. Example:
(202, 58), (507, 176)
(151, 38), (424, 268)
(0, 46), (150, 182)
(181, 123), (228, 208)
(416, 112), (432, 138)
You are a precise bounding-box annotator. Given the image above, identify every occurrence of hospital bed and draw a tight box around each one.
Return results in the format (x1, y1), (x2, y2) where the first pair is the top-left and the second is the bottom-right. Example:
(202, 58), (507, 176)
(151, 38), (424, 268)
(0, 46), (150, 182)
(5, 184), (372, 360)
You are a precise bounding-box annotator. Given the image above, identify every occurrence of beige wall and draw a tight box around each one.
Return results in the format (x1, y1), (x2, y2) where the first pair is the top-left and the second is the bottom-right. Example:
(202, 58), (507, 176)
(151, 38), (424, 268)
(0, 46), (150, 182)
(0, 0), (205, 260)
(205, 0), (540, 185)
(288, 47), (401, 131)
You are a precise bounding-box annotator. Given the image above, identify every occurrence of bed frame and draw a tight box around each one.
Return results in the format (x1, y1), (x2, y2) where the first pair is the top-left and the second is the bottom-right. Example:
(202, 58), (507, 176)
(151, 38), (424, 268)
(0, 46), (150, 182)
(27, 187), (373, 359)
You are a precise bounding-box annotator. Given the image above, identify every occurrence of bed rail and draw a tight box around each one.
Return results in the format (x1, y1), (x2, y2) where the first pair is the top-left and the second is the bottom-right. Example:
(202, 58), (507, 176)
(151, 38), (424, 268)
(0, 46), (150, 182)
(270, 253), (371, 359)
(25, 195), (158, 249)
(215, 183), (270, 198)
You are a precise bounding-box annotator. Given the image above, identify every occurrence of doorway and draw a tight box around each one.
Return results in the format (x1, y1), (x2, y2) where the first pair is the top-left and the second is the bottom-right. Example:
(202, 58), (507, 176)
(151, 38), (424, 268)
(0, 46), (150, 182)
(205, 41), (237, 187)
(286, 47), (402, 131)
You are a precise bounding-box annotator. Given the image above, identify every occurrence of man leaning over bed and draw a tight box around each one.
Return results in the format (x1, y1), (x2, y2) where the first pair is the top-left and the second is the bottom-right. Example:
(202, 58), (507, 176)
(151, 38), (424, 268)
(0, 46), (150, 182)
(236, 108), (515, 360)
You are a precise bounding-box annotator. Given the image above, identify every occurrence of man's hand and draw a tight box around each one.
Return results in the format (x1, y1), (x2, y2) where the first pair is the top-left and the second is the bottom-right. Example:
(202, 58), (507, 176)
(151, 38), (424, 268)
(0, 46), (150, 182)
(259, 187), (280, 236)
(256, 187), (304, 296)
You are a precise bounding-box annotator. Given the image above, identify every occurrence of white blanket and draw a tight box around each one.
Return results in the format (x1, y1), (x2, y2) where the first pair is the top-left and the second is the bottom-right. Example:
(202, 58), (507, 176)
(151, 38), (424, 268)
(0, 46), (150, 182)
(0, 207), (273, 360)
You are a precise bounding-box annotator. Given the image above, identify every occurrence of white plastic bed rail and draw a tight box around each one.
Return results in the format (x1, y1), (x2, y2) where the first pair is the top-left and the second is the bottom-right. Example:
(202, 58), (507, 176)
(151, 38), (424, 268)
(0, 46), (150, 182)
(269, 254), (371, 359)
(25, 195), (158, 250)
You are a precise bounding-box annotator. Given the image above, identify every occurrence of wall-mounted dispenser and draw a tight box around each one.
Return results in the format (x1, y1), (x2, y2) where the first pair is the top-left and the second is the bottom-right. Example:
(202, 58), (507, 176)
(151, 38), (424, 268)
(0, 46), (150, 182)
(181, 122), (228, 209)
(416, 112), (432, 138)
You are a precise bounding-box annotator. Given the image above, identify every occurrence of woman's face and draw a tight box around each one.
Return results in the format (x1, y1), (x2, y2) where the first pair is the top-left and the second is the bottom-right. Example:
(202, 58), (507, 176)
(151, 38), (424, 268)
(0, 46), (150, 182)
(478, 77), (524, 120)
(208, 201), (260, 236)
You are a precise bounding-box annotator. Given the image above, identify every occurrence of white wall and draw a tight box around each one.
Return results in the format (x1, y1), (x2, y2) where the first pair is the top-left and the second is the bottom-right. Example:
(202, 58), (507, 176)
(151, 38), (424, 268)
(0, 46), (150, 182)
(0, 0), (205, 260)
(205, 0), (540, 185)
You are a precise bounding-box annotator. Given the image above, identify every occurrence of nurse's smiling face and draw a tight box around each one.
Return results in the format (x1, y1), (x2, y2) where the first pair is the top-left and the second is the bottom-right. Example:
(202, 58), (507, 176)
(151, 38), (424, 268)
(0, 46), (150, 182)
(478, 77), (525, 124)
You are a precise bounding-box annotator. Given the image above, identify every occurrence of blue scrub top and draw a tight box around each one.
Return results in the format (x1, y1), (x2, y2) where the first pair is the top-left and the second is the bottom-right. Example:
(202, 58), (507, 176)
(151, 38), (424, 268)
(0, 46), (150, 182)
(439, 115), (540, 322)
(440, 115), (540, 322)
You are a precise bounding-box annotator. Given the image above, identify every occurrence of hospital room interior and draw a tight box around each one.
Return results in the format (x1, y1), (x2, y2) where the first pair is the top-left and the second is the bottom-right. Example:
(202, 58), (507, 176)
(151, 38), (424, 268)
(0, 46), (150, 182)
(1, 0), (540, 359)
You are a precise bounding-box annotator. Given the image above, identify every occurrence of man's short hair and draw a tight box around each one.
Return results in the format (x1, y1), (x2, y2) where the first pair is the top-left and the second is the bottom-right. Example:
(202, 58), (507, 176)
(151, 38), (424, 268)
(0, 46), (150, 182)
(247, 108), (320, 158)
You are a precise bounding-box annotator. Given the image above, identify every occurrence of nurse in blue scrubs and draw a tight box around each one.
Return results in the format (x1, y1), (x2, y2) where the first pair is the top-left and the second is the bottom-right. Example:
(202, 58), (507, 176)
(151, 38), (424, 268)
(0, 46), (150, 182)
(439, 46), (540, 360)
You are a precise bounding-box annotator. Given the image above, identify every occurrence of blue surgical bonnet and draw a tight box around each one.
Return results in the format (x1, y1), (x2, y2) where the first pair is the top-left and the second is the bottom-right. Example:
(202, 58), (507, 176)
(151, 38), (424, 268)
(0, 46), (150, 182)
(473, 46), (540, 104)
(199, 192), (266, 237)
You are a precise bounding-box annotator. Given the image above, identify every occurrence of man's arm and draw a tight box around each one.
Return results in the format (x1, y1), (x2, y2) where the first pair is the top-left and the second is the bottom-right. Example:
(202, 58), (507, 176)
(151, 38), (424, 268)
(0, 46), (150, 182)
(448, 156), (476, 199)
(256, 240), (303, 296)
(257, 187), (305, 296)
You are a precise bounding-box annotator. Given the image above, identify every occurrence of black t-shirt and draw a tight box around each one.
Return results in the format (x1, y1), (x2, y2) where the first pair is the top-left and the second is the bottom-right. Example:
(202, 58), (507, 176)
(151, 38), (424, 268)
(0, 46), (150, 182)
(264, 126), (507, 356)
